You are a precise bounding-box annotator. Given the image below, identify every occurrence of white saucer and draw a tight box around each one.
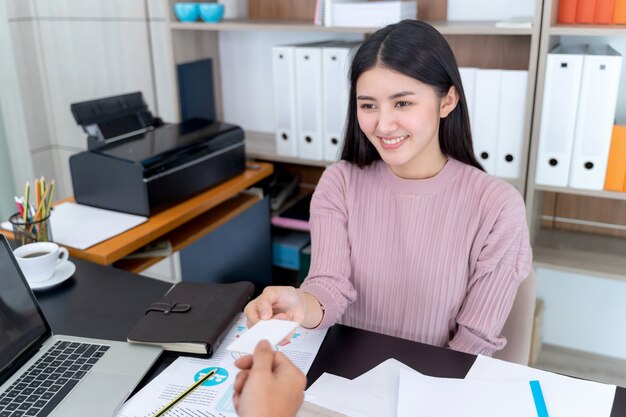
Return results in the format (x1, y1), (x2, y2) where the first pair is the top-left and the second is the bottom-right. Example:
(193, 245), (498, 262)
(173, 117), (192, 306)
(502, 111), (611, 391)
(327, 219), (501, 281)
(28, 261), (76, 291)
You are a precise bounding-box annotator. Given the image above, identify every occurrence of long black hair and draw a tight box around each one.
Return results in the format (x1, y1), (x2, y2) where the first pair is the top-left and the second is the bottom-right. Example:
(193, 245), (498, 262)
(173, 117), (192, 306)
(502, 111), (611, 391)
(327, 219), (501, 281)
(341, 20), (484, 171)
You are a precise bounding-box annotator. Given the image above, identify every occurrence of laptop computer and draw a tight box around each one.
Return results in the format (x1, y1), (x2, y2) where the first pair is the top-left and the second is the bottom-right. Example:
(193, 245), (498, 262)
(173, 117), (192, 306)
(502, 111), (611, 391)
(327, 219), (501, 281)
(0, 236), (162, 417)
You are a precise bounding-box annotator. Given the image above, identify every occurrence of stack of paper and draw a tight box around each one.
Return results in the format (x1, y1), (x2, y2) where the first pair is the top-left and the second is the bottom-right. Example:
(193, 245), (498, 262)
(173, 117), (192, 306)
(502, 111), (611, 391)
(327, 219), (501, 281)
(305, 355), (617, 416)
(331, 0), (417, 27)
(466, 355), (616, 417)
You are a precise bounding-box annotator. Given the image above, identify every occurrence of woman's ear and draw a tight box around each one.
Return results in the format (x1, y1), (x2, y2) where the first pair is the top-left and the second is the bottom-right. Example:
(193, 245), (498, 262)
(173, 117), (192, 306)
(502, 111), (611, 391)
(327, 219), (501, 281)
(439, 85), (459, 118)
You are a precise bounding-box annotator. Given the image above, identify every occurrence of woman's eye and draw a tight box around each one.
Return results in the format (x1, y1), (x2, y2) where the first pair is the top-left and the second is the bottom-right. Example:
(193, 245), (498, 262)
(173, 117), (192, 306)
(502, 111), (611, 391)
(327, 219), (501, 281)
(395, 101), (411, 108)
(359, 103), (376, 110)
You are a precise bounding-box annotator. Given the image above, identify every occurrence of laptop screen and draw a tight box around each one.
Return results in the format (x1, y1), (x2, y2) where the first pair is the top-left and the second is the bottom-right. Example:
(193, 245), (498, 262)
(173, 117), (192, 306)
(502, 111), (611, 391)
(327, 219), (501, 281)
(0, 237), (50, 382)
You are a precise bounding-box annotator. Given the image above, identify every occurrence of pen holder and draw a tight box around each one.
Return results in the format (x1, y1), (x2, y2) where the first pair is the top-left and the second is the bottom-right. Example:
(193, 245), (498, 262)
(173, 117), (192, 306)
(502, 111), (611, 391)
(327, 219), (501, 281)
(9, 212), (53, 246)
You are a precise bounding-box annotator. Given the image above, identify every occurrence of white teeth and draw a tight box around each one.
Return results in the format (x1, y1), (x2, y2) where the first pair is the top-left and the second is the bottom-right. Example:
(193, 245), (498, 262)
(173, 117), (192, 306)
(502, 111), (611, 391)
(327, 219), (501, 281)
(381, 135), (408, 145)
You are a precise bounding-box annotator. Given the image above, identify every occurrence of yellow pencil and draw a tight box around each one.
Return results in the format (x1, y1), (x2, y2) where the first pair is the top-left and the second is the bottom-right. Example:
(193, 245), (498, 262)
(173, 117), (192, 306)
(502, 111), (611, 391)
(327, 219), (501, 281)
(154, 368), (218, 417)
(47, 180), (55, 218)
(23, 181), (29, 223)
(31, 184), (51, 227)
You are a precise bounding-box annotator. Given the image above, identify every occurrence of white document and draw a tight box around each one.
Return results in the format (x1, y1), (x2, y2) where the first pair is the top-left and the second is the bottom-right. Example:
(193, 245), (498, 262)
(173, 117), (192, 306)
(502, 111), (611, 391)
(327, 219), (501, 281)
(295, 42), (329, 161)
(458, 67), (477, 128)
(117, 313), (327, 417)
(48, 202), (146, 250)
(322, 42), (358, 161)
(306, 359), (415, 417)
(535, 44), (586, 187)
(473, 69), (502, 174)
(569, 45), (622, 190)
(306, 373), (374, 417)
(397, 370), (541, 417)
(466, 355), (616, 417)
(273, 45), (299, 157)
(226, 319), (299, 354)
(496, 70), (528, 179)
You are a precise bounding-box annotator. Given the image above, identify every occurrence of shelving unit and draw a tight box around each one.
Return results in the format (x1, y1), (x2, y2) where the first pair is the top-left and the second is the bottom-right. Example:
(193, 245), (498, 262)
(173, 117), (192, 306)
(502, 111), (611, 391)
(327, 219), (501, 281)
(162, 0), (543, 193)
(526, 0), (626, 282)
(170, 19), (535, 36)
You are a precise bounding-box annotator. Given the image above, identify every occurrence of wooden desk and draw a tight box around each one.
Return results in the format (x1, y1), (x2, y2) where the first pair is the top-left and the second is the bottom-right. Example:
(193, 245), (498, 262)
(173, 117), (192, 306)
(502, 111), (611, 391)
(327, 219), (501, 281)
(3, 162), (273, 272)
(35, 260), (626, 416)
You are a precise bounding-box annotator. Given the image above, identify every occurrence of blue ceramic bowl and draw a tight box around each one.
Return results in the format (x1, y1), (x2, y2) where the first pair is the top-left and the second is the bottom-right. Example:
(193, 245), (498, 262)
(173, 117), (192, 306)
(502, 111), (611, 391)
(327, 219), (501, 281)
(199, 3), (224, 22)
(174, 3), (200, 22)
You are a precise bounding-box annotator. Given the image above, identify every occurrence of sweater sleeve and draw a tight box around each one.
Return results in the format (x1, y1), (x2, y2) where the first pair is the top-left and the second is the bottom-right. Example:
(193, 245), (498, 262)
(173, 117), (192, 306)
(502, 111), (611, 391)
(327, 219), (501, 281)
(299, 163), (357, 329)
(447, 185), (533, 356)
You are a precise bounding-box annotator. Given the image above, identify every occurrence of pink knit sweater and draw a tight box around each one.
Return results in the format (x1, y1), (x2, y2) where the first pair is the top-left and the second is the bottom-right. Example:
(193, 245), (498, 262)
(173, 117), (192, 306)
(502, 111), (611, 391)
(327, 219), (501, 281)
(300, 158), (532, 356)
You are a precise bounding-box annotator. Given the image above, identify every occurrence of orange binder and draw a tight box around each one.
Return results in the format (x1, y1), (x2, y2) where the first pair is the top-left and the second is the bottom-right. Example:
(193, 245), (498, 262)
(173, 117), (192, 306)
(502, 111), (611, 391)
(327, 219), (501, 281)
(558, 0), (579, 23)
(614, 0), (626, 23)
(604, 125), (626, 191)
(576, 0), (597, 23)
(595, 0), (616, 23)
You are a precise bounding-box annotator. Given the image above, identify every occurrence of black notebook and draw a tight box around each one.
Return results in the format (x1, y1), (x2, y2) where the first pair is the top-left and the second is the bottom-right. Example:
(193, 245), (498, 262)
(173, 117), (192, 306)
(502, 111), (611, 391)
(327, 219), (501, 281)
(127, 281), (254, 355)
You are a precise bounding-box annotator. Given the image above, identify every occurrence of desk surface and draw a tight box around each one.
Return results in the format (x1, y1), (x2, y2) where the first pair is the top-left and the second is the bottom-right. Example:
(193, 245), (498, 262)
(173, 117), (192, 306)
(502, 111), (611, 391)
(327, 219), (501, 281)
(35, 259), (626, 416)
(3, 162), (273, 268)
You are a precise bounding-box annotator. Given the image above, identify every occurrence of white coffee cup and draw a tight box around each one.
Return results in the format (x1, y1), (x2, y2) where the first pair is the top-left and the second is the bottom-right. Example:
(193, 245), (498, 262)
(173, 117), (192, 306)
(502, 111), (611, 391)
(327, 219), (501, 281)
(13, 242), (69, 283)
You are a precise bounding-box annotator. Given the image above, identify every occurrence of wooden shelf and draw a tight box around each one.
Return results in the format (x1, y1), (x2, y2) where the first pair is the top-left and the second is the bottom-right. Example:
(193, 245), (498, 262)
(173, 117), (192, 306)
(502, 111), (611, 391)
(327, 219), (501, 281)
(533, 184), (626, 201)
(170, 19), (534, 35)
(533, 228), (626, 282)
(114, 192), (261, 273)
(550, 24), (626, 36)
(3, 163), (274, 265)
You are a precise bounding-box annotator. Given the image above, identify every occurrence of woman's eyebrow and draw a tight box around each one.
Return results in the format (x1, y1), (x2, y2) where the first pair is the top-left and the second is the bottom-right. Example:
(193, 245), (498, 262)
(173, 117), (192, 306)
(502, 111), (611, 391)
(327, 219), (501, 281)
(389, 91), (415, 99)
(356, 91), (416, 101)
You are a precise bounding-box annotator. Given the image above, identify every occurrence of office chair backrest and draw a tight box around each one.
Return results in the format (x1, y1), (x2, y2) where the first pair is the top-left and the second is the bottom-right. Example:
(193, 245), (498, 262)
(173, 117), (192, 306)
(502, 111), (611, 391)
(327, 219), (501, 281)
(493, 268), (537, 365)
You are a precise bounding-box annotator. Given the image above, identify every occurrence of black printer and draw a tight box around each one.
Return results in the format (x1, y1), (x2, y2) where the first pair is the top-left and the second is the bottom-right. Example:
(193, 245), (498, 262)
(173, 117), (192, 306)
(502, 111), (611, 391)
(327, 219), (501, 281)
(69, 92), (246, 216)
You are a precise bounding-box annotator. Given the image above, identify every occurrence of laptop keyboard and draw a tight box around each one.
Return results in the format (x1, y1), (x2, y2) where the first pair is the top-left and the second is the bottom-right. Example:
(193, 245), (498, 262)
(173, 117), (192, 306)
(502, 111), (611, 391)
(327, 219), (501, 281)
(0, 341), (109, 417)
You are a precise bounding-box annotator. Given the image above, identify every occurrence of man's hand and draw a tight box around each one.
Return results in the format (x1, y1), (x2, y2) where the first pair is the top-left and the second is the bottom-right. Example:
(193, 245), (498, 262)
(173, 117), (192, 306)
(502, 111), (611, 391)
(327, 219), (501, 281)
(233, 340), (306, 417)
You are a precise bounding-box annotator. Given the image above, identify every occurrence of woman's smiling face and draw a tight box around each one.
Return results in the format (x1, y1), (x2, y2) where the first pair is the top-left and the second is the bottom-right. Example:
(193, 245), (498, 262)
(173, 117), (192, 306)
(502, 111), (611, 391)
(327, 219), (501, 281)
(356, 65), (457, 179)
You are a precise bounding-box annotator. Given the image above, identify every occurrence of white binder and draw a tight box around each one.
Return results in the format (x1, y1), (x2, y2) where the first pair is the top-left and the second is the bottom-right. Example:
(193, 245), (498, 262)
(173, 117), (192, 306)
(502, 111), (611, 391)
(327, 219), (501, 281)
(535, 44), (586, 187)
(496, 70), (528, 179)
(295, 42), (330, 160)
(569, 45), (622, 190)
(473, 69), (502, 174)
(458, 67), (477, 128)
(272, 45), (298, 157)
(322, 42), (358, 161)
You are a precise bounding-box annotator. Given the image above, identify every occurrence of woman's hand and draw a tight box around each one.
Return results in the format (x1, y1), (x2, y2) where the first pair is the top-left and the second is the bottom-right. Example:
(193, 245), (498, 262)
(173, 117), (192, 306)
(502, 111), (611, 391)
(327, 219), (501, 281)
(233, 340), (306, 417)
(244, 286), (314, 328)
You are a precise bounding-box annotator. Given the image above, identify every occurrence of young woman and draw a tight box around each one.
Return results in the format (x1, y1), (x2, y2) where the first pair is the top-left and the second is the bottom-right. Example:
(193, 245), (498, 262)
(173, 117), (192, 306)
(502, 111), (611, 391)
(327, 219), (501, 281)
(245, 19), (532, 356)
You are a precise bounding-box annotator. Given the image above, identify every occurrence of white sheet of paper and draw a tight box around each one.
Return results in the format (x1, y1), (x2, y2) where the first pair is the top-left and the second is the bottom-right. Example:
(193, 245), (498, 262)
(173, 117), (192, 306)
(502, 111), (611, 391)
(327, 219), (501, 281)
(397, 370), (540, 417)
(49, 203), (147, 250)
(305, 359), (417, 417)
(466, 355), (616, 417)
(226, 319), (299, 354)
(305, 373), (377, 417)
(117, 313), (327, 417)
(0, 221), (10, 232)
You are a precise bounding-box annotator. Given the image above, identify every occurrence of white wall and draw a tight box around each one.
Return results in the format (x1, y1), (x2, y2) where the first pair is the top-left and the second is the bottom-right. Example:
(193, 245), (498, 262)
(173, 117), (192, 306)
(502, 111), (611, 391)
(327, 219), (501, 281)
(0, 2), (35, 197)
(0, 108), (16, 220)
(2, 0), (166, 200)
(537, 267), (626, 360)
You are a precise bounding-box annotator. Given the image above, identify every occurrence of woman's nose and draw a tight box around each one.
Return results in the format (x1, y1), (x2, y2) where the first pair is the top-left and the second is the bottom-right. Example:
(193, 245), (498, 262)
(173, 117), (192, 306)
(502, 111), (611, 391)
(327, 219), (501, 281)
(377, 107), (398, 134)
